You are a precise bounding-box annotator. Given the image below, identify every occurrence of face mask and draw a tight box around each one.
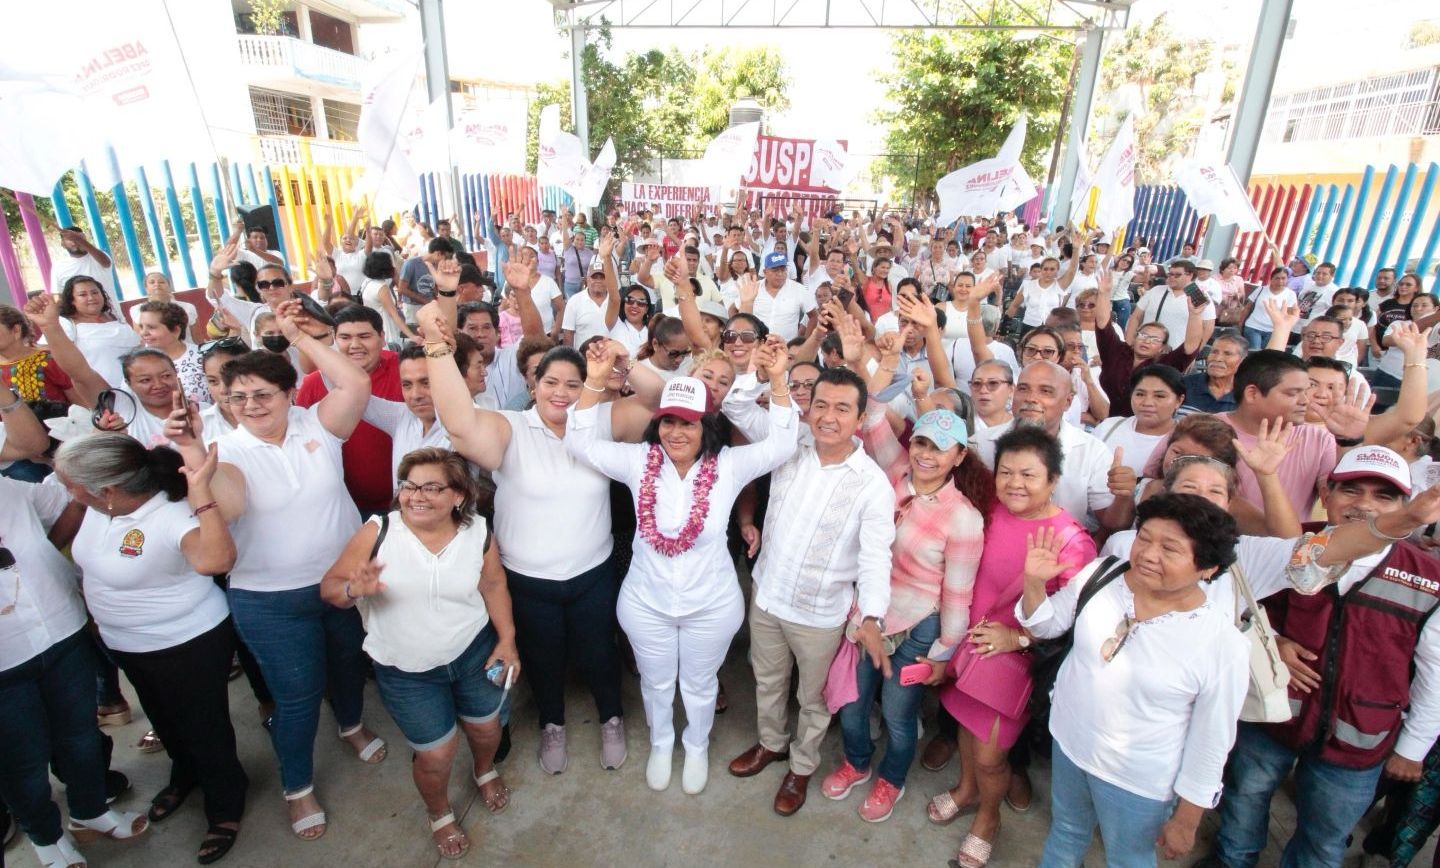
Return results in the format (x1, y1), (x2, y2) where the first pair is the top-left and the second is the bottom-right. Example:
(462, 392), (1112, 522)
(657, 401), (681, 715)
(261, 335), (290, 354)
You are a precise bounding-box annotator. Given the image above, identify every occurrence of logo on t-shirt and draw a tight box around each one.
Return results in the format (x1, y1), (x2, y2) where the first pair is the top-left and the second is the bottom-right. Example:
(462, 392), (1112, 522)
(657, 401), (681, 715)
(119, 529), (145, 558)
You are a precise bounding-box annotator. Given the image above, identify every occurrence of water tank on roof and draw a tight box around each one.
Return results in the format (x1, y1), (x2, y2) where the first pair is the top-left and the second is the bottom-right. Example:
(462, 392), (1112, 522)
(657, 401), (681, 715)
(729, 98), (763, 128)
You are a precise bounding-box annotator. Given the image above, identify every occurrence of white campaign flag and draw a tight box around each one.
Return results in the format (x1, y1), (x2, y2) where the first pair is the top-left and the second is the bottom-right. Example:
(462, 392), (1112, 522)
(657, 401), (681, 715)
(354, 48), (424, 212)
(1067, 131), (1094, 228)
(935, 117), (1038, 225)
(0, 0), (215, 192)
(571, 138), (616, 209)
(450, 102), (527, 175)
(1091, 116), (1137, 234)
(700, 122), (760, 190)
(1174, 158), (1262, 233)
(536, 104), (589, 190)
(808, 138), (854, 191)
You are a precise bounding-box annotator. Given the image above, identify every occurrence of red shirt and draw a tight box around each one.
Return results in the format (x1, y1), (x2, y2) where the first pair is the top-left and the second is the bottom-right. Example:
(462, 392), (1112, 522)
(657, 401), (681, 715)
(295, 350), (401, 512)
(2, 350), (75, 404)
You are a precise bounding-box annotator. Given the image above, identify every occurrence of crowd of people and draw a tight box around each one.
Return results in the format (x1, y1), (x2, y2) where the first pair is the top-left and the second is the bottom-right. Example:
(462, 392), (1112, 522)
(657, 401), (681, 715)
(3, 199), (1440, 868)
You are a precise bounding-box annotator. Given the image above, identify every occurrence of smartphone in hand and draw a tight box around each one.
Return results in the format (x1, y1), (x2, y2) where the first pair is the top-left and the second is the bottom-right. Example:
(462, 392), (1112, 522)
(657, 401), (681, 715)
(1184, 283), (1209, 308)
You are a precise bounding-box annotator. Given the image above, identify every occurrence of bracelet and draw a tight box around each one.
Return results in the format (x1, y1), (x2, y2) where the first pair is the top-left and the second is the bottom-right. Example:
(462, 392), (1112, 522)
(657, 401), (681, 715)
(344, 581), (357, 601)
(583, 381), (608, 393)
(1406, 362), (1427, 370)
(0, 395), (22, 413)
(1367, 514), (1412, 542)
(208, 271), (224, 280)
(423, 343), (453, 359)
(435, 289), (457, 298)
(770, 389), (790, 399)
(191, 501), (219, 517)
(1335, 436), (1363, 447)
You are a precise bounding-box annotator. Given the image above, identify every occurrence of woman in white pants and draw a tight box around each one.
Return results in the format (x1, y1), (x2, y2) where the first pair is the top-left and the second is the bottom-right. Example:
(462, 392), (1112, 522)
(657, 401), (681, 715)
(566, 339), (797, 795)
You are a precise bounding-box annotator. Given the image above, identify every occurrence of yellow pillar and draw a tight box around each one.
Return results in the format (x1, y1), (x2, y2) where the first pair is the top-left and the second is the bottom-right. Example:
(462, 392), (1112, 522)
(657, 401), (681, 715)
(276, 164), (308, 279)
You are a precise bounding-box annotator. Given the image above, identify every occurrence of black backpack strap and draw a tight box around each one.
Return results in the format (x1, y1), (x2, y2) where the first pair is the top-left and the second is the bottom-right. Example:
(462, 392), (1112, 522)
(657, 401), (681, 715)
(1073, 556), (1128, 617)
(368, 512), (390, 562)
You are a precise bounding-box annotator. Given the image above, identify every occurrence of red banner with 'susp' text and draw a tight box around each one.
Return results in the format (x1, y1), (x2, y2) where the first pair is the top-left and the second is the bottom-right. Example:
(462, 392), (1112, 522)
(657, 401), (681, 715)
(740, 135), (848, 214)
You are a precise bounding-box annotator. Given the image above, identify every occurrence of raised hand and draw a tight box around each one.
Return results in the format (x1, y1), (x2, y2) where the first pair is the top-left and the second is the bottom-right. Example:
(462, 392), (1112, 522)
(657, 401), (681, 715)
(896, 292), (937, 330)
(1106, 447), (1135, 499)
(501, 259), (533, 293)
(310, 252), (335, 281)
(836, 312), (865, 367)
(348, 558), (387, 599)
(23, 292), (60, 333)
(1387, 321), (1431, 363)
(910, 365), (932, 400)
(762, 335), (789, 382)
(1312, 383), (1375, 442)
(272, 299), (307, 342)
(597, 233), (616, 260)
(1234, 417), (1293, 477)
(1264, 298), (1300, 334)
(737, 273), (760, 307)
(163, 391), (202, 447)
(209, 239), (239, 278)
(1022, 527), (1069, 586)
(425, 257), (461, 294)
(584, 338), (618, 386)
(1403, 484), (1440, 529)
(415, 303), (453, 346)
(181, 441), (221, 492)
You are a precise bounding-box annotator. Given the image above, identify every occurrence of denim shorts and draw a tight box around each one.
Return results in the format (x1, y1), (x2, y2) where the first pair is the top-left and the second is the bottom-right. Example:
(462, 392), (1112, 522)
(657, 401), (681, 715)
(372, 625), (504, 751)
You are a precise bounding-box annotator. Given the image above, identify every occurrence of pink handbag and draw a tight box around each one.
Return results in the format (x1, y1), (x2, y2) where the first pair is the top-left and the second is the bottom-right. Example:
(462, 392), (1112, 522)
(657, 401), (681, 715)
(952, 644), (1033, 720)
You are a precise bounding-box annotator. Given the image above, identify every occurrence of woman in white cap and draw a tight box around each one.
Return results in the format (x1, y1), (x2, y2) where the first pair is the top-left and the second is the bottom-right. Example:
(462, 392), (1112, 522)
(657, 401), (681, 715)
(565, 339), (798, 795)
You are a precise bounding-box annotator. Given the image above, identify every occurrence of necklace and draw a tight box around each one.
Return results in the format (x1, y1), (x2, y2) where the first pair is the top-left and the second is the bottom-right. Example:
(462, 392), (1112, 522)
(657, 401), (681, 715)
(637, 445), (719, 557)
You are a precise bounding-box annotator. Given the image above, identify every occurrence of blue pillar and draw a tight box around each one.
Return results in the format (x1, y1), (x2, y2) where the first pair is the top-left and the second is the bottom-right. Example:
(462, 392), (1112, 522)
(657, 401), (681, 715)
(188, 163), (215, 269)
(1312, 184), (1340, 260)
(1347, 165), (1398, 285)
(50, 181), (74, 227)
(212, 163), (232, 239)
(1415, 211), (1440, 283)
(1392, 163), (1437, 278)
(1294, 186), (1324, 259)
(160, 161), (197, 288)
(230, 162), (247, 207)
(1370, 162), (1419, 286)
(105, 148), (146, 298)
(134, 166), (171, 287)
(1336, 167), (1376, 284)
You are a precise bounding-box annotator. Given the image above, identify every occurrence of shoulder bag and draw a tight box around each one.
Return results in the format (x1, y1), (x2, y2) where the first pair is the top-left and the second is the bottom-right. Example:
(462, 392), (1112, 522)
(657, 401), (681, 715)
(1230, 559), (1293, 723)
(1027, 555), (1127, 719)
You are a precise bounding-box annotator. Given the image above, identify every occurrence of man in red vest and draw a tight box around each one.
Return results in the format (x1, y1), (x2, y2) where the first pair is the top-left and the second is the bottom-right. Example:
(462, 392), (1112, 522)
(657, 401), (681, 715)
(1205, 446), (1440, 867)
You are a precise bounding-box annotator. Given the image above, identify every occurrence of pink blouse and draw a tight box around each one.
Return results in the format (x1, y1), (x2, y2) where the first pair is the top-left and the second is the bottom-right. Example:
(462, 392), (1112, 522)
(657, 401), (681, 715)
(858, 411), (984, 659)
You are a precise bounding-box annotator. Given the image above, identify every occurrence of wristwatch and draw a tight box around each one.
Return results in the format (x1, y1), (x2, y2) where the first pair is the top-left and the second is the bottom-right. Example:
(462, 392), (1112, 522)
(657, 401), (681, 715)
(1016, 632), (1032, 649)
(863, 615), (886, 633)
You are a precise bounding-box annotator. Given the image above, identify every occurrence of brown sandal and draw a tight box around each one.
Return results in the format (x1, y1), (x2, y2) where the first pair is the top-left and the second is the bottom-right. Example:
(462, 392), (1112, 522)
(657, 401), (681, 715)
(428, 812), (469, 861)
(474, 769), (510, 813)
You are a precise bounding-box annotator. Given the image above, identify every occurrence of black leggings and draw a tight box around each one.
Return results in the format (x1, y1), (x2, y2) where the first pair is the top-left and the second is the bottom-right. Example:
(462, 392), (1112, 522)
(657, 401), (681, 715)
(506, 560), (623, 728)
(111, 620), (249, 824)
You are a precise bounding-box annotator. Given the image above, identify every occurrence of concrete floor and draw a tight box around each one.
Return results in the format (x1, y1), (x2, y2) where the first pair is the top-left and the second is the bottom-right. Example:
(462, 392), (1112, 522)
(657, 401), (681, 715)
(5, 652), (1433, 868)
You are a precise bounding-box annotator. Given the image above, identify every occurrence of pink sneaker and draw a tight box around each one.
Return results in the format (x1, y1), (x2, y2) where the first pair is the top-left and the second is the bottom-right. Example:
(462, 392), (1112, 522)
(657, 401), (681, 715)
(821, 760), (872, 801)
(858, 778), (905, 823)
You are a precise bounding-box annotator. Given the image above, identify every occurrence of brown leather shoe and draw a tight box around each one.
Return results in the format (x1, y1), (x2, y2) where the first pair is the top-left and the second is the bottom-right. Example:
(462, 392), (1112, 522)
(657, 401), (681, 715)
(728, 743), (790, 778)
(921, 734), (957, 772)
(773, 772), (810, 816)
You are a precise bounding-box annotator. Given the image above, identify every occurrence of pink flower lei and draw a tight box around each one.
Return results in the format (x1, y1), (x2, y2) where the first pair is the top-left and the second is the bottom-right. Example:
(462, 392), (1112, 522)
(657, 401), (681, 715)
(637, 444), (720, 557)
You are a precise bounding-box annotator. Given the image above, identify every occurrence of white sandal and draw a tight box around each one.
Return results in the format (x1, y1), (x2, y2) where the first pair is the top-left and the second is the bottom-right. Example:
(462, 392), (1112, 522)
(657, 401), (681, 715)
(473, 769), (510, 814)
(31, 833), (86, 868)
(66, 809), (148, 843)
(284, 786), (327, 841)
(338, 724), (387, 764)
(428, 812), (470, 861)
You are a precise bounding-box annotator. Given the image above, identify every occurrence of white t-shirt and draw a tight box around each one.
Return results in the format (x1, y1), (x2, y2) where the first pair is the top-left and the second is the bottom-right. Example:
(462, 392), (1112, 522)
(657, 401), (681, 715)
(743, 280), (817, 342)
(1134, 286), (1216, 349)
(561, 291), (613, 349)
(361, 278), (405, 347)
(1019, 279), (1064, 327)
(128, 299), (199, 339)
(1294, 282), (1339, 332)
(1090, 416), (1168, 478)
(610, 320), (648, 357)
(58, 318), (140, 387)
(361, 396), (452, 490)
(1244, 287), (1298, 332)
(333, 249), (367, 295)
(1336, 318), (1367, 366)
(532, 275), (564, 333)
(358, 512), (492, 672)
(72, 493), (228, 653)
(0, 477), (87, 671)
(236, 248), (285, 270)
(217, 405), (361, 592)
(52, 251), (114, 297)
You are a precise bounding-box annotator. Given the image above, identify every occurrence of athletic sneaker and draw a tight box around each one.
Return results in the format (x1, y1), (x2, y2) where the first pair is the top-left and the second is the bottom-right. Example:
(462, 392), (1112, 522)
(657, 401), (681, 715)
(539, 723), (568, 774)
(600, 717), (627, 770)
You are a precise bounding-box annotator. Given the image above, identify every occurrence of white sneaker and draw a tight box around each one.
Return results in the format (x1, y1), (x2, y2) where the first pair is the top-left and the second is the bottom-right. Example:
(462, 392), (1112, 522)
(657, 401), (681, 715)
(682, 750), (708, 795)
(646, 745), (673, 791)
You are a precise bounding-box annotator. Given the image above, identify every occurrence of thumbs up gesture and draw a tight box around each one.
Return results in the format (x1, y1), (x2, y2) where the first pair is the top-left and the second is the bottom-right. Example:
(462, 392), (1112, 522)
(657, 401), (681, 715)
(1106, 447), (1136, 499)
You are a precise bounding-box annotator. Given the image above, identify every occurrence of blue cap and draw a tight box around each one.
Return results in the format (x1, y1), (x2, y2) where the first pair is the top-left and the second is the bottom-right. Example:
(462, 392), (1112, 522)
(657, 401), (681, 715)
(911, 410), (968, 450)
(763, 251), (789, 270)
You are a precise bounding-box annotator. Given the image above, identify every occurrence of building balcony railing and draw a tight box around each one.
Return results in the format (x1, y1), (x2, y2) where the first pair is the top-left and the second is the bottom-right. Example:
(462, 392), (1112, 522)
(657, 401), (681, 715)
(237, 34), (363, 92)
(257, 135), (363, 167)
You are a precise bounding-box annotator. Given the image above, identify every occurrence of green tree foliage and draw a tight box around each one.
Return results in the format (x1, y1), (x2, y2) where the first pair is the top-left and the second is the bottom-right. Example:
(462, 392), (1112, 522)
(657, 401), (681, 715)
(1093, 14), (1214, 183)
(1408, 20), (1440, 48)
(526, 28), (789, 182)
(874, 20), (1073, 198)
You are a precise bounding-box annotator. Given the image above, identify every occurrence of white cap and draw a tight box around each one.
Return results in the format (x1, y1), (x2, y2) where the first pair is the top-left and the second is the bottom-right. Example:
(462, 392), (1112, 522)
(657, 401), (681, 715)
(1330, 445), (1411, 495)
(654, 376), (711, 423)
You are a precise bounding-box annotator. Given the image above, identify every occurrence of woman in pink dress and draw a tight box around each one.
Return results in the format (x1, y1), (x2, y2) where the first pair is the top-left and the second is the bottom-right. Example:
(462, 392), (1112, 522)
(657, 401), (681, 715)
(931, 425), (1097, 868)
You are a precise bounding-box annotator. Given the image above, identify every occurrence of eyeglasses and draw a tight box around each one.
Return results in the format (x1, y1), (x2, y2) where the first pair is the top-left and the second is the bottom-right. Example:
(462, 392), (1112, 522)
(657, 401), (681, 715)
(623, 298), (649, 306)
(969, 378), (1011, 392)
(199, 336), (246, 357)
(660, 347), (689, 360)
(398, 481), (450, 495)
(788, 378), (817, 391)
(1101, 615), (1137, 663)
(256, 279), (290, 290)
(1135, 332), (1165, 344)
(1021, 345), (1059, 359)
(1075, 302), (1096, 310)
(225, 389), (283, 406)
(1301, 332), (1340, 343)
(1166, 271), (1186, 279)
(721, 330), (759, 345)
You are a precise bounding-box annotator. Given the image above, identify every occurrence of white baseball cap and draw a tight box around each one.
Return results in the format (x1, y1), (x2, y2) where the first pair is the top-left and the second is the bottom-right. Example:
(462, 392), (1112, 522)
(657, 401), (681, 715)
(1330, 445), (1411, 495)
(654, 376), (712, 423)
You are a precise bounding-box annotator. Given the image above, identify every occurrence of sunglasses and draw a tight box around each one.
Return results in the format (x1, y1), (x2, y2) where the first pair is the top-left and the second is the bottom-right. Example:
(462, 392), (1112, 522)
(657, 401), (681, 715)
(256, 279), (290, 290)
(721, 330), (759, 345)
(199, 336), (247, 356)
(623, 297), (649, 306)
(1101, 615), (1137, 663)
(660, 347), (689, 360)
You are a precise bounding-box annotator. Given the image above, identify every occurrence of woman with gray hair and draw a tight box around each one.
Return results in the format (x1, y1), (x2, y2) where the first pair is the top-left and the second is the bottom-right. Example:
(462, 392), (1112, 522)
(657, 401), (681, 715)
(54, 434), (246, 864)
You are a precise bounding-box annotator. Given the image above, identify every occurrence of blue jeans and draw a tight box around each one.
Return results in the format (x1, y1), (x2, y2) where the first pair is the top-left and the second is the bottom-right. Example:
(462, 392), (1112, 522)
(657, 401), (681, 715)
(1040, 744), (1175, 867)
(372, 625), (504, 751)
(1242, 326), (1269, 350)
(228, 584), (370, 793)
(1212, 723), (1384, 868)
(838, 613), (941, 787)
(0, 630), (108, 846)
(563, 280), (582, 299)
(1111, 299), (1133, 330)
